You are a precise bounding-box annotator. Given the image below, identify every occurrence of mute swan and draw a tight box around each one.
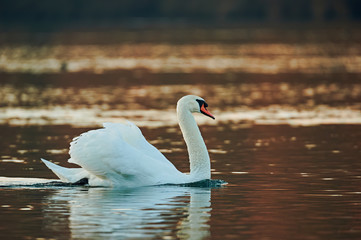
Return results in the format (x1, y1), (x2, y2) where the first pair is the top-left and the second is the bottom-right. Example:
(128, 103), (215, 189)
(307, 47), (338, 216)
(41, 95), (215, 187)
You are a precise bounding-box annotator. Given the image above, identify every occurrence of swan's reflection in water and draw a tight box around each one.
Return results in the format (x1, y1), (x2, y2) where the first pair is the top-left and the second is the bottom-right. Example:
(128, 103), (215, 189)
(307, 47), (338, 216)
(43, 186), (211, 239)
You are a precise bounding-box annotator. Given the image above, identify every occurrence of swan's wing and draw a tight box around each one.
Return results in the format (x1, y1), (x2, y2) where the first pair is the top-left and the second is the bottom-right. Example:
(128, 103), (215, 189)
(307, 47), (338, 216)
(68, 122), (181, 185)
(102, 122), (170, 164)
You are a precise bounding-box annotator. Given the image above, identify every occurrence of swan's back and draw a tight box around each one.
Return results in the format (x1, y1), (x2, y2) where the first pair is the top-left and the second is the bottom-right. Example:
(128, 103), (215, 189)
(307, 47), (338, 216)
(68, 122), (185, 187)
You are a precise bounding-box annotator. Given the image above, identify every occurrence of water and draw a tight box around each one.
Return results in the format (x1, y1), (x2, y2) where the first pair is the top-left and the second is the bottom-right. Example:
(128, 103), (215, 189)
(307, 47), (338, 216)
(1, 109), (361, 239)
(1, 34), (361, 239)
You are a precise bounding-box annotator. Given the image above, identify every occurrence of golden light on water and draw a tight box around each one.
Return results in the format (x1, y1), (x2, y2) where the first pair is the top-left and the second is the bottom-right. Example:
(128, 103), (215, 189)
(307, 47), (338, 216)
(1, 43), (361, 74)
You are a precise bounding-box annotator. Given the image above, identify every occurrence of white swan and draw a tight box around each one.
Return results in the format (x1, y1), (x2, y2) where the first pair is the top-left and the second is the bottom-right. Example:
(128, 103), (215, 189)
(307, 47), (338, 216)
(41, 95), (215, 187)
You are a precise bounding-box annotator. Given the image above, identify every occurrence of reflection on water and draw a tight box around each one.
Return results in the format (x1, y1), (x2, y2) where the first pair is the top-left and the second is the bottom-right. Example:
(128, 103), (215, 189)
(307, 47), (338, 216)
(1, 79), (361, 127)
(0, 185), (212, 239)
(1, 34), (361, 239)
(42, 187), (211, 239)
(1, 123), (360, 239)
(1, 43), (361, 74)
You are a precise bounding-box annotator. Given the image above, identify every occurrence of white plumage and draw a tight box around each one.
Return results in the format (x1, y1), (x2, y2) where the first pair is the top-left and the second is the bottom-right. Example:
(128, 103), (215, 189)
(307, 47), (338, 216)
(42, 95), (215, 187)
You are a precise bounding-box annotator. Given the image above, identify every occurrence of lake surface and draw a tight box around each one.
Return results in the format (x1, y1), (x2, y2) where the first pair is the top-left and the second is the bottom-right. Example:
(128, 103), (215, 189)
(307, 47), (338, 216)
(1, 32), (361, 239)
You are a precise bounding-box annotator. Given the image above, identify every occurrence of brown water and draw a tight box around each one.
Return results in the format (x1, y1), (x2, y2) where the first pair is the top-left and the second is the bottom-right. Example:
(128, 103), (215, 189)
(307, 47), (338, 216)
(1, 35), (361, 239)
(1, 123), (361, 239)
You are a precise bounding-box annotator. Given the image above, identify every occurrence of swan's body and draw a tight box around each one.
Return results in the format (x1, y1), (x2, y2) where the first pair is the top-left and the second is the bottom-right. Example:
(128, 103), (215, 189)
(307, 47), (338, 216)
(42, 95), (215, 187)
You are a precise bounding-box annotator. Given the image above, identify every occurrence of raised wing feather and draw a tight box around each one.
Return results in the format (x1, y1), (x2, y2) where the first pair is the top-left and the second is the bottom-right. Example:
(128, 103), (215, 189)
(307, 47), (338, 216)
(68, 122), (183, 186)
(102, 122), (170, 163)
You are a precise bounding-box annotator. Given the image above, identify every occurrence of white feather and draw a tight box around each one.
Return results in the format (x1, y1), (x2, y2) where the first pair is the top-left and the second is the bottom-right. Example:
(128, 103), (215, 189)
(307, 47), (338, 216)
(41, 158), (89, 183)
(41, 95), (213, 187)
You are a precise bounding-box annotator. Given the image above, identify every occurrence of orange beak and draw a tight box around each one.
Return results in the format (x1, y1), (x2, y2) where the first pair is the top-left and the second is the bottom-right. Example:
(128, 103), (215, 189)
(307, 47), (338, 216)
(200, 104), (215, 119)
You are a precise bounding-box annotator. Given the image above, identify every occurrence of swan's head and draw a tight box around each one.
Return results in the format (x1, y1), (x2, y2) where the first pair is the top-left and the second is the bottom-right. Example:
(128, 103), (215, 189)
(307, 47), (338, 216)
(177, 95), (215, 119)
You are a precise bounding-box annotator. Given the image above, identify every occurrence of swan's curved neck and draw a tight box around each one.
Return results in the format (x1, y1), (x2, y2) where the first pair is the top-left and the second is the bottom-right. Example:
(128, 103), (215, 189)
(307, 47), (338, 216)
(177, 105), (211, 181)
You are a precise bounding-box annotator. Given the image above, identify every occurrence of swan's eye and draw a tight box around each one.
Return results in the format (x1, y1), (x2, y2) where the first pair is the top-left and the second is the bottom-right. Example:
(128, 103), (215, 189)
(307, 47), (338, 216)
(196, 99), (205, 109)
(196, 99), (215, 119)
(196, 99), (209, 110)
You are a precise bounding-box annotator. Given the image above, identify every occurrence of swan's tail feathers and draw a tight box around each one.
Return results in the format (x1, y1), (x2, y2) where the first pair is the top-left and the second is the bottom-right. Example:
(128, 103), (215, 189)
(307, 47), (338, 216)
(41, 158), (89, 183)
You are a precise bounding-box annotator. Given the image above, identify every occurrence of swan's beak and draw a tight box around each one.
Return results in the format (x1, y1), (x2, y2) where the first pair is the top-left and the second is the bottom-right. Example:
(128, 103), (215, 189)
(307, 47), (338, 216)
(200, 104), (215, 119)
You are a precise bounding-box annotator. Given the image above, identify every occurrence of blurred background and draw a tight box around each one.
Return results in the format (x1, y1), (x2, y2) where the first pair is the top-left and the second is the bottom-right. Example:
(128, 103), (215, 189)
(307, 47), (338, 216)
(1, 0), (361, 29)
(0, 0), (361, 125)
